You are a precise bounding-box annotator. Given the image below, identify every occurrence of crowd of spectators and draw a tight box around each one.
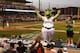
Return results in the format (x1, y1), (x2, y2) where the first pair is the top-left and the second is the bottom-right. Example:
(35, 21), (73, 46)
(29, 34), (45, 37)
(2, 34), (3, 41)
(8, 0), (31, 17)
(0, 35), (80, 53)
(0, 0), (38, 23)
(0, 12), (39, 23)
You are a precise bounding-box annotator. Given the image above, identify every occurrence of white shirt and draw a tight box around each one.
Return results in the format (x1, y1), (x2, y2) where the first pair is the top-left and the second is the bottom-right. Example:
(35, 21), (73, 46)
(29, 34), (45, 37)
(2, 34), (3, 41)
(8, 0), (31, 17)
(42, 16), (54, 28)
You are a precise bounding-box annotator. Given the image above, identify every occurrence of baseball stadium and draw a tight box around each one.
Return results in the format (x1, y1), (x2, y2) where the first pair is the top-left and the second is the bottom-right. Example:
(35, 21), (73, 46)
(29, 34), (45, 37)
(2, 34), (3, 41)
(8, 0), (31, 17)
(0, 0), (80, 53)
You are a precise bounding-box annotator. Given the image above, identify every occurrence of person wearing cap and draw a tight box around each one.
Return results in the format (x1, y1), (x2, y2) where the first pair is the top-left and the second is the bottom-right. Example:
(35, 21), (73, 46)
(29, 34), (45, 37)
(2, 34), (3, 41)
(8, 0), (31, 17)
(36, 9), (61, 42)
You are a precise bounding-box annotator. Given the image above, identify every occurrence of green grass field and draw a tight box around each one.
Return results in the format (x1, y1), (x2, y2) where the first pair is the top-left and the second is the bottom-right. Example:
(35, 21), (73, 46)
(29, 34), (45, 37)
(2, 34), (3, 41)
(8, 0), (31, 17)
(0, 20), (80, 42)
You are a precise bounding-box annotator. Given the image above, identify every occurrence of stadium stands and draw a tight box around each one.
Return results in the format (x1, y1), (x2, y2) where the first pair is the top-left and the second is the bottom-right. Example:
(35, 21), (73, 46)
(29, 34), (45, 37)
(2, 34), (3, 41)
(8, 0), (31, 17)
(0, 0), (39, 23)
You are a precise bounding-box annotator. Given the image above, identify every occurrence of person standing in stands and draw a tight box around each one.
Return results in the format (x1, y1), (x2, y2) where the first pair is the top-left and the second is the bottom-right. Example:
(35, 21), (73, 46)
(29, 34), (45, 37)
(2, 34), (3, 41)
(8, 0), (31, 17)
(36, 9), (60, 42)
(66, 16), (74, 46)
(30, 36), (44, 53)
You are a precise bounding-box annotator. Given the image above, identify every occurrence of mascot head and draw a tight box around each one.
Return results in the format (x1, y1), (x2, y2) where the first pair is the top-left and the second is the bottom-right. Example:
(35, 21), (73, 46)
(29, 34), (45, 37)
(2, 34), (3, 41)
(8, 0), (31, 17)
(44, 9), (52, 18)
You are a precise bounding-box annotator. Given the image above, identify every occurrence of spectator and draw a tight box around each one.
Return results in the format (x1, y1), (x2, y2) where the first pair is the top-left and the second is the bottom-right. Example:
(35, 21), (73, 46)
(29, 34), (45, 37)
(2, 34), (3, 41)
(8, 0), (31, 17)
(16, 35), (23, 43)
(9, 35), (17, 44)
(66, 16), (74, 46)
(18, 35), (22, 39)
(1, 34), (9, 45)
(30, 36), (44, 53)
(5, 43), (17, 53)
(16, 41), (27, 53)
(2, 40), (9, 51)
(37, 42), (44, 53)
